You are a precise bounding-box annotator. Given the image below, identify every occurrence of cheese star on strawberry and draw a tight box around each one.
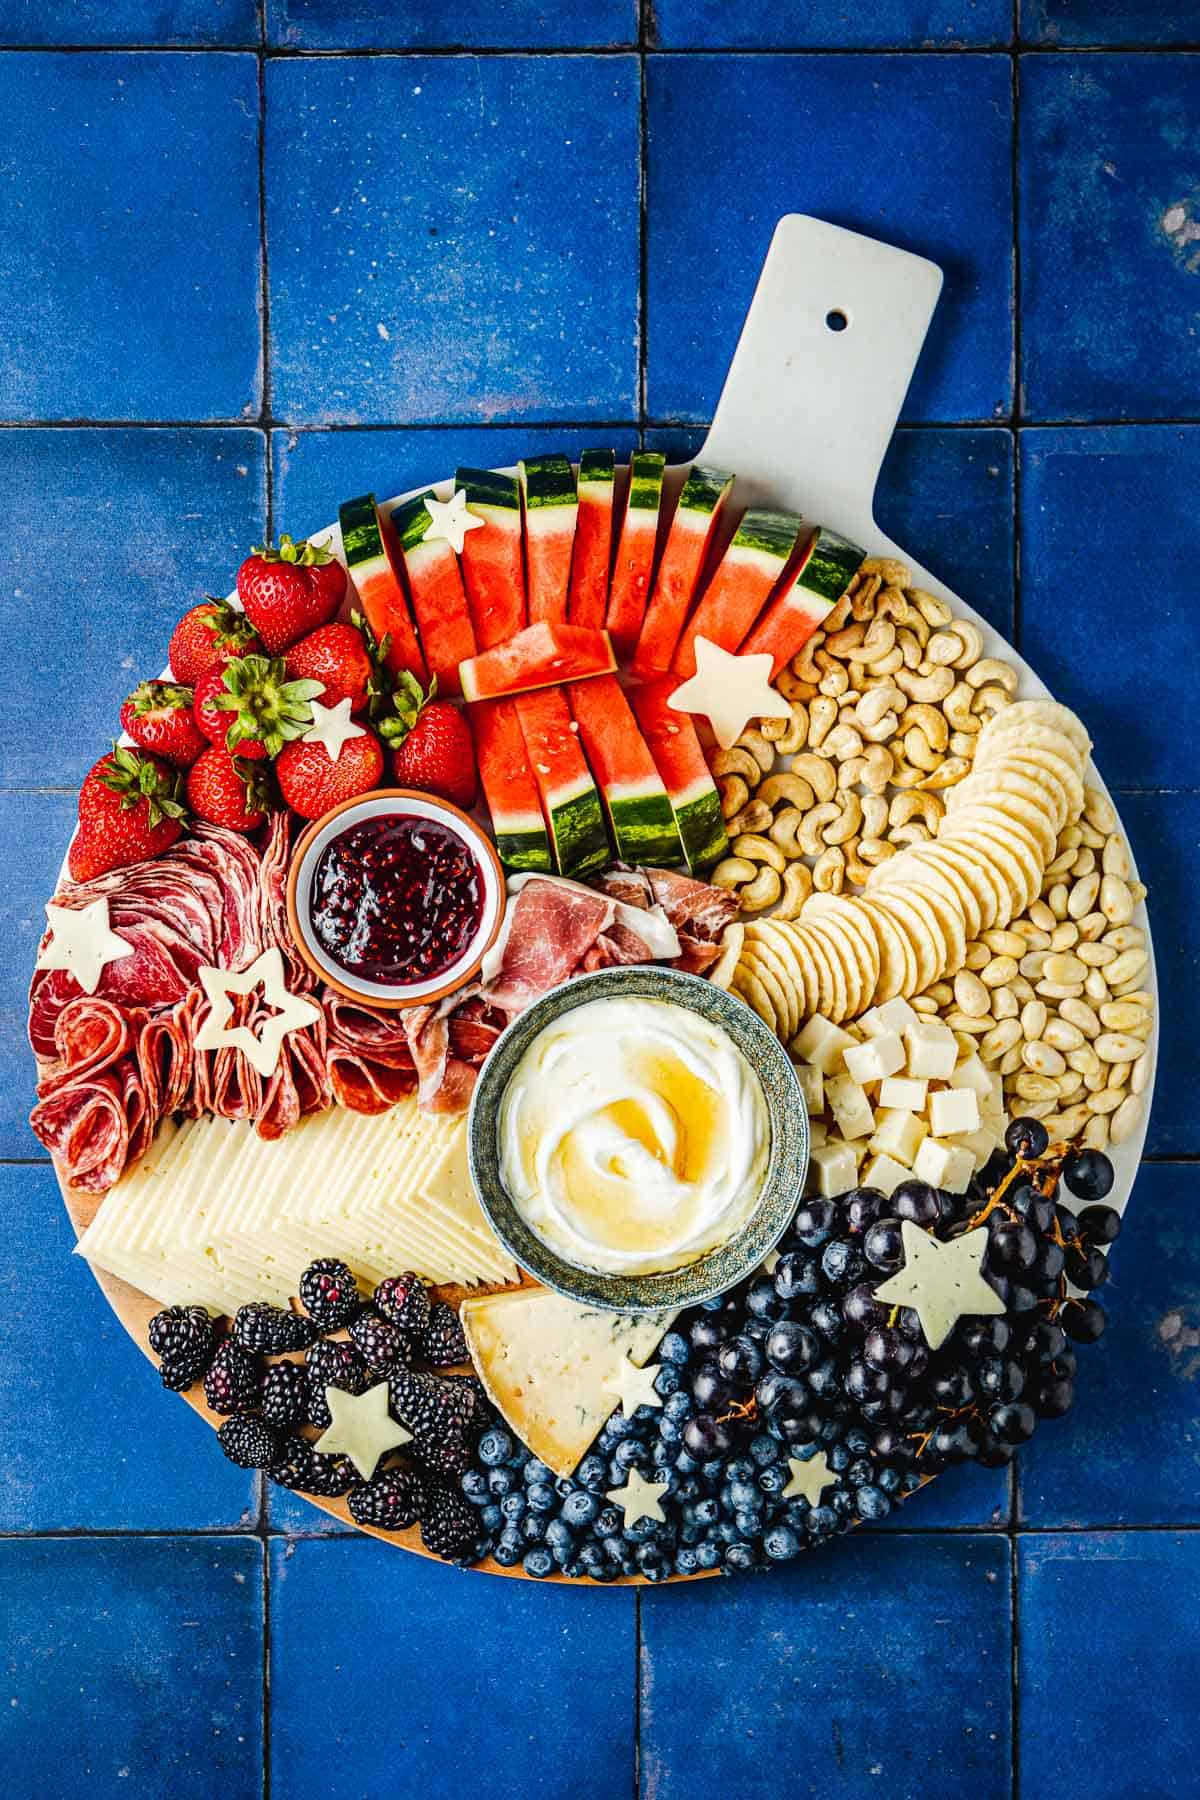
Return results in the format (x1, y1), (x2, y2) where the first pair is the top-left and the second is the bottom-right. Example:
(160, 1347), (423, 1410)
(302, 697), (366, 763)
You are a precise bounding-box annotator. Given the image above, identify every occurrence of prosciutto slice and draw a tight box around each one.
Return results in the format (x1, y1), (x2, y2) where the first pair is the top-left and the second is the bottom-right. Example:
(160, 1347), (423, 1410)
(483, 879), (613, 1014)
(596, 864), (738, 944)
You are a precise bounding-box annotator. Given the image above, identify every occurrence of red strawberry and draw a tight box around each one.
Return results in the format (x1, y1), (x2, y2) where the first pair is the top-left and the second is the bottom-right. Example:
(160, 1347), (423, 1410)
(119, 680), (207, 768)
(384, 675), (477, 812)
(186, 746), (271, 833)
(276, 727), (384, 822)
(169, 598), (260, 685)
(237, 535), (346, 654)
(283, 621), (373, 713)
(70, 747), (188, 882)
(193, 655), (324, 761)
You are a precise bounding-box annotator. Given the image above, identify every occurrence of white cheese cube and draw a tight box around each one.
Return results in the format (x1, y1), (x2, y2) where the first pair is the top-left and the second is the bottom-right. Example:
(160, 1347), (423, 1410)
(793, 1015), (859, 1077)
(950, 1125), (1001, 1172)
(868, 1108), (927, 1168)
(825, 1075), (875, 1142)
(810, 1140), (859, 1198)
(878, 1075), (928, 1113)
(861, 1153), (912, 1197)
(860, 996), (920, 1039)
(794, 1062), (824, 1115)
(949, 1054), (993, 1098)
(808, 1119), (828, 1149)
(912, 1136), (976, 1193)
(843, 1031), (905, 1086)
(929, 1087), (981, 1138)
(904, 1019), (958, 1080)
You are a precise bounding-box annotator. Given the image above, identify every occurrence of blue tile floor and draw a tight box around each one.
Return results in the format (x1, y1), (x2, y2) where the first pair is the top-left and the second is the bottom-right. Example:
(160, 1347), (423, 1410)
(1, 11), (1197, 1799)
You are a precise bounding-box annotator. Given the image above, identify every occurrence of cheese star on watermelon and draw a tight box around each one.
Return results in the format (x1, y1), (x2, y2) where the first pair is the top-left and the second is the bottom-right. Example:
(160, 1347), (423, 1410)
(667, 635), (791, 750)
(423, 488), (486, 556)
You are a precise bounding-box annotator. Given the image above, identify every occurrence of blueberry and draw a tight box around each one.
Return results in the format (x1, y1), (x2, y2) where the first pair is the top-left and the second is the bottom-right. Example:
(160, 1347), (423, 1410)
(523, 1546), (554, 1579)
(494, 1529), (524, 1567)
(654, 1363), (682, 1397)
(674, 1450), (699, 1475)
(763, 1524), (802, 1561)
(749, 1432), (781, 1467)
(576, 1453), (608, 1490)
(664, 1391), (693, 1422)
(545, 1518), (574, 1552)
(807, 1504), (839, 1537)
(487, 1466), (515, 1497)
(758, 1464), (788, 1496)
(674, 1547), (700, 1576)
(527, 1483), (557, 1513)
(614, 1439), (643, 1470)
(855, 1484), (891, 1521)
(689, 1314), (727, 1353)
(521, 1514), (545, 1543)
(693, 1496), (720, 1526)
(461, 1469), (489, 1504)
(656, 1416), (682, 1446)
(878, 1466), (901, 1494)
(696, 1542), (722, 1570)
(659, 1331), (690, 1366)
(725, 1542), (758, 1573)
(729, 1479), (760, 1510)
(523, 1459), (553, 1486)
(478, 1428), (513, 1467)
(480, 1503), (503, 1532)
(500, 1491), (526, 1522)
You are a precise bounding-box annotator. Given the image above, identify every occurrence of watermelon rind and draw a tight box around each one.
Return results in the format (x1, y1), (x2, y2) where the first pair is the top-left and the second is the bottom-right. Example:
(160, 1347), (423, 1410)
(730, 507), (803, 562)
(797, 525), (867, 603)
(515, 690), (610, 879)
(629, 680), (729, 871)
(390, 489), (436, 552)
(671, 778), (729, 872)
(568, 678), (684, 869)
(519, 454), (577, 511)
(337, 492), (427, 683)
(632, 464), (735, 676)
(578, 449), (615, 489)
(626, 449), (666, 512)
(470, 698), (553, 875)
(339, 491), (389, 570)
(456, 467), (521, 514)
(673, 463), (735, 520)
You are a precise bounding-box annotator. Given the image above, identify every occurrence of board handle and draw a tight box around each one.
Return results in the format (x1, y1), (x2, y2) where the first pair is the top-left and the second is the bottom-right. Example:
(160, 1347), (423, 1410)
(698, 215), (943, 537)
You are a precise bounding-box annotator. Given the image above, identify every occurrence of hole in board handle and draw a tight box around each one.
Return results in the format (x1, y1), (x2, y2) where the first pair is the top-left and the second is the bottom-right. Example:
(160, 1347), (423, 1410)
(825, 309), (849, 333)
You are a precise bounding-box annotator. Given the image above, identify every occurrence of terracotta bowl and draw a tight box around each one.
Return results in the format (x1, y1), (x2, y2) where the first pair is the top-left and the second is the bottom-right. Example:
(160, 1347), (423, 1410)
(285, 788), (506, 1010)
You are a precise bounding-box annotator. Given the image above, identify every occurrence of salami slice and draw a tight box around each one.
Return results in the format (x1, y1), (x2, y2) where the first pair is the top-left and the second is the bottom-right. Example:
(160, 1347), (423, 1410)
(37, 997), (134, 1097)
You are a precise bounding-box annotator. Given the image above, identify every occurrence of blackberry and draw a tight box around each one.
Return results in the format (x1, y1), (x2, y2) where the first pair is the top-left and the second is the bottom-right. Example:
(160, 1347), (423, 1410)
(348, 1466), (426, 1531)
(374, 1273), (431, 1336)
(259, 1360), (308, 1430)
(419, 1480), (480, 1561)
(410, 1428), (473, 1479)
(270, 1437), (358, 1498)
(389, 1369), (477, 1441)
(217, 1414), (282, 1470)
(348, 1312), (412, 1376)
(304, 1339), (369, 1429)
(148, 1305), (215, 1391)
(233, 1302), (318, 1356)
(417, 1301), (468, 1369)
(298, 1258), (362, 1329)
(203, 1339), (261, 1414)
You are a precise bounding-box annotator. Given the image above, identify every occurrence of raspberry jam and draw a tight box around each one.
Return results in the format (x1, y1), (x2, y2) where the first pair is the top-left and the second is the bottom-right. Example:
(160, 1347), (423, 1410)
(309, 812), (484, 988)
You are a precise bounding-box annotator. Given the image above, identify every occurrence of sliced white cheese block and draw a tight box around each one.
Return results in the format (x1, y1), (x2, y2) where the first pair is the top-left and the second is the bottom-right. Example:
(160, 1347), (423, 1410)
(461, 1290), (676, 1478)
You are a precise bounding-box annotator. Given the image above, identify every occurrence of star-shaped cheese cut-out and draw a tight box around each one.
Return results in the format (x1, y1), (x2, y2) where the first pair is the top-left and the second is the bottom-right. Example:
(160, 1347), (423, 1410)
(194, 946), (323, 1078)
(782, 1450), (837, 1506)
(606, 1467), (668, 1527)
(872, 1220), (1005, 1351)
(668, 636), (791, 750)
(315, 1380), (412, 1480)
(35, 897), (135, 996)
(604, 1355), (663, 1416)
(302, 695), (366, 764)
(423, 487), (485, 556)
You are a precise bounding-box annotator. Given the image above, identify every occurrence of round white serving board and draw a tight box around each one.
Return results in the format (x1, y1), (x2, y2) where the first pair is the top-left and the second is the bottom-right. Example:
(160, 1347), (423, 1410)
(55, 215), (1156, 1578)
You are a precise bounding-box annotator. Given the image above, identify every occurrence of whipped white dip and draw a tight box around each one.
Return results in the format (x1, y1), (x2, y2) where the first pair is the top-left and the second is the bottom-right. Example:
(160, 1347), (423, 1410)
(499, 996), (770, 1276)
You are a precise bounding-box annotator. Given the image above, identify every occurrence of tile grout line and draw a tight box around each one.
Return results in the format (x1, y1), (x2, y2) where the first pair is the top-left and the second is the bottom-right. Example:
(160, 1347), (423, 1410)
(3, 42), (1200, 58)
(1010, 1532), (1022, 1800)
(4, 416), (1200, 433)
(1010, 34), (1023, 658)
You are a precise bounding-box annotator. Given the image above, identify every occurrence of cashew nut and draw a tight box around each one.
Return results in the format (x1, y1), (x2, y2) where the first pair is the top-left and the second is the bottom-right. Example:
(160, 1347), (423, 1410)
(903, 725), (943, 773)
(790, 753), (838, 805)
(769, 806), (805, 858)
(790, 635), (826, 684)
(861, 794), (889, 839)
(711, 745), (762, 787)
(824, 622), (866, 659)
(842, 743), (894, 795)
(896, 627), (926, 670)
(775, 861), (813, 921)
(740, 866), (782, 912)
(823, 721), (864, 762)
(711, 857), (756, 888)
(889, 821), (933, 847)
(894, 665), (955, 705)
(758, 771), (816, 812)
(942, 681), (980, 734)
(873, 588), (911, 626)
(812, 846), (846, 894)
(798, 803), (842, 856)
(777, 666), (817, 701)
(918, 754), (973, 792)
(889, 790), (944, 834)
(759, 702), (808, 755)
(907, 588), (953, 629)
(716, 773), (750, 820)
(738, 729), (776, 774)
(971, 684), (1013, 719)
(731, 832), (786, 873)
(807, 695), (839, 750)
(859, 837), (897, 866)
(843, 839), (871, 887)
(900, 701), (949, 755)
(860, 556), (911, 587)
(851, 618), (898, 665)
(823, 791), (863, 846)
(926, 629), (964, 667)
(965, 657), (1018, 693)
(727, 798), (773, 837)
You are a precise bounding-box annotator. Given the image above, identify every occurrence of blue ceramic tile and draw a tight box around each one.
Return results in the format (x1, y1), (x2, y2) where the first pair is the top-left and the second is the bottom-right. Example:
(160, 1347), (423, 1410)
(266, 57), (641, 426)
(269, 1539), (635, 1795)
(2, 790), (84, 1158)
(1018, 1533), (1200, 1794)
(1020, 1165), (1199, 1526)
(0, 1537), (262, 1797)
(271, 424), (640, 539)
(266, 0), (636, 48)
(1021, 0), (1200, 44)
(0, 1164), (258, 1530)
(0, 0), (259, 44)
(1019, 55), (1200, 421)
(642, 1534), (1011, 1800)
(875, 428), (1015, 635)
(1018, 426), (1199, 789)
(0, 429), (265, 787)
(645, 56), (1014, 425)
(872, 1460), (1011, 1531)
(0, 55), (261, 421)
(1104, 793), (1194, 1160)
(653, 0), (1012, 47)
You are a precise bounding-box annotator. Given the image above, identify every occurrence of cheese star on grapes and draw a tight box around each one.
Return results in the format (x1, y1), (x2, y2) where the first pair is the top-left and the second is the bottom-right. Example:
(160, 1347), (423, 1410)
(872, 1220), (1005, 1351)
(668, 636), (791, 750)
(423, 488), (485, 556)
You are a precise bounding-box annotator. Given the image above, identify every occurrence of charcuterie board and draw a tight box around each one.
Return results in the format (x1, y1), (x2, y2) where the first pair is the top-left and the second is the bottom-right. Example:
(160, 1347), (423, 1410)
(42, 216), (1155, 1583)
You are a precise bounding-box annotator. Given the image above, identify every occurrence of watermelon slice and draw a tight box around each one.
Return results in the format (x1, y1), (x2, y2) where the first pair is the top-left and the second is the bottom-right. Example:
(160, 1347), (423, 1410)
(630, 679), (729, 870)
(740, 526), (866, 677)
(567, 676), (684, 868)
(605, 451), (666, 660)
(632, 465), (735, 677)
(567, 449), (616, 629)
(470, 697), (553, 874)
(338, 493), (427, 684)
(514, 688), (610, 878)
(456, 467), (525, 649)
(672, 507), (803, 679)
(459, 621), (616, 704)
(519, 454), (578, 626)
(389, 490), (477, 696)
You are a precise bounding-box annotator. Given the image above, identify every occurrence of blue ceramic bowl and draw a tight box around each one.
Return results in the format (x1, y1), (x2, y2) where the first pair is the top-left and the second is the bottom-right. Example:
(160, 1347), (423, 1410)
(466, 965), (809, 1313)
